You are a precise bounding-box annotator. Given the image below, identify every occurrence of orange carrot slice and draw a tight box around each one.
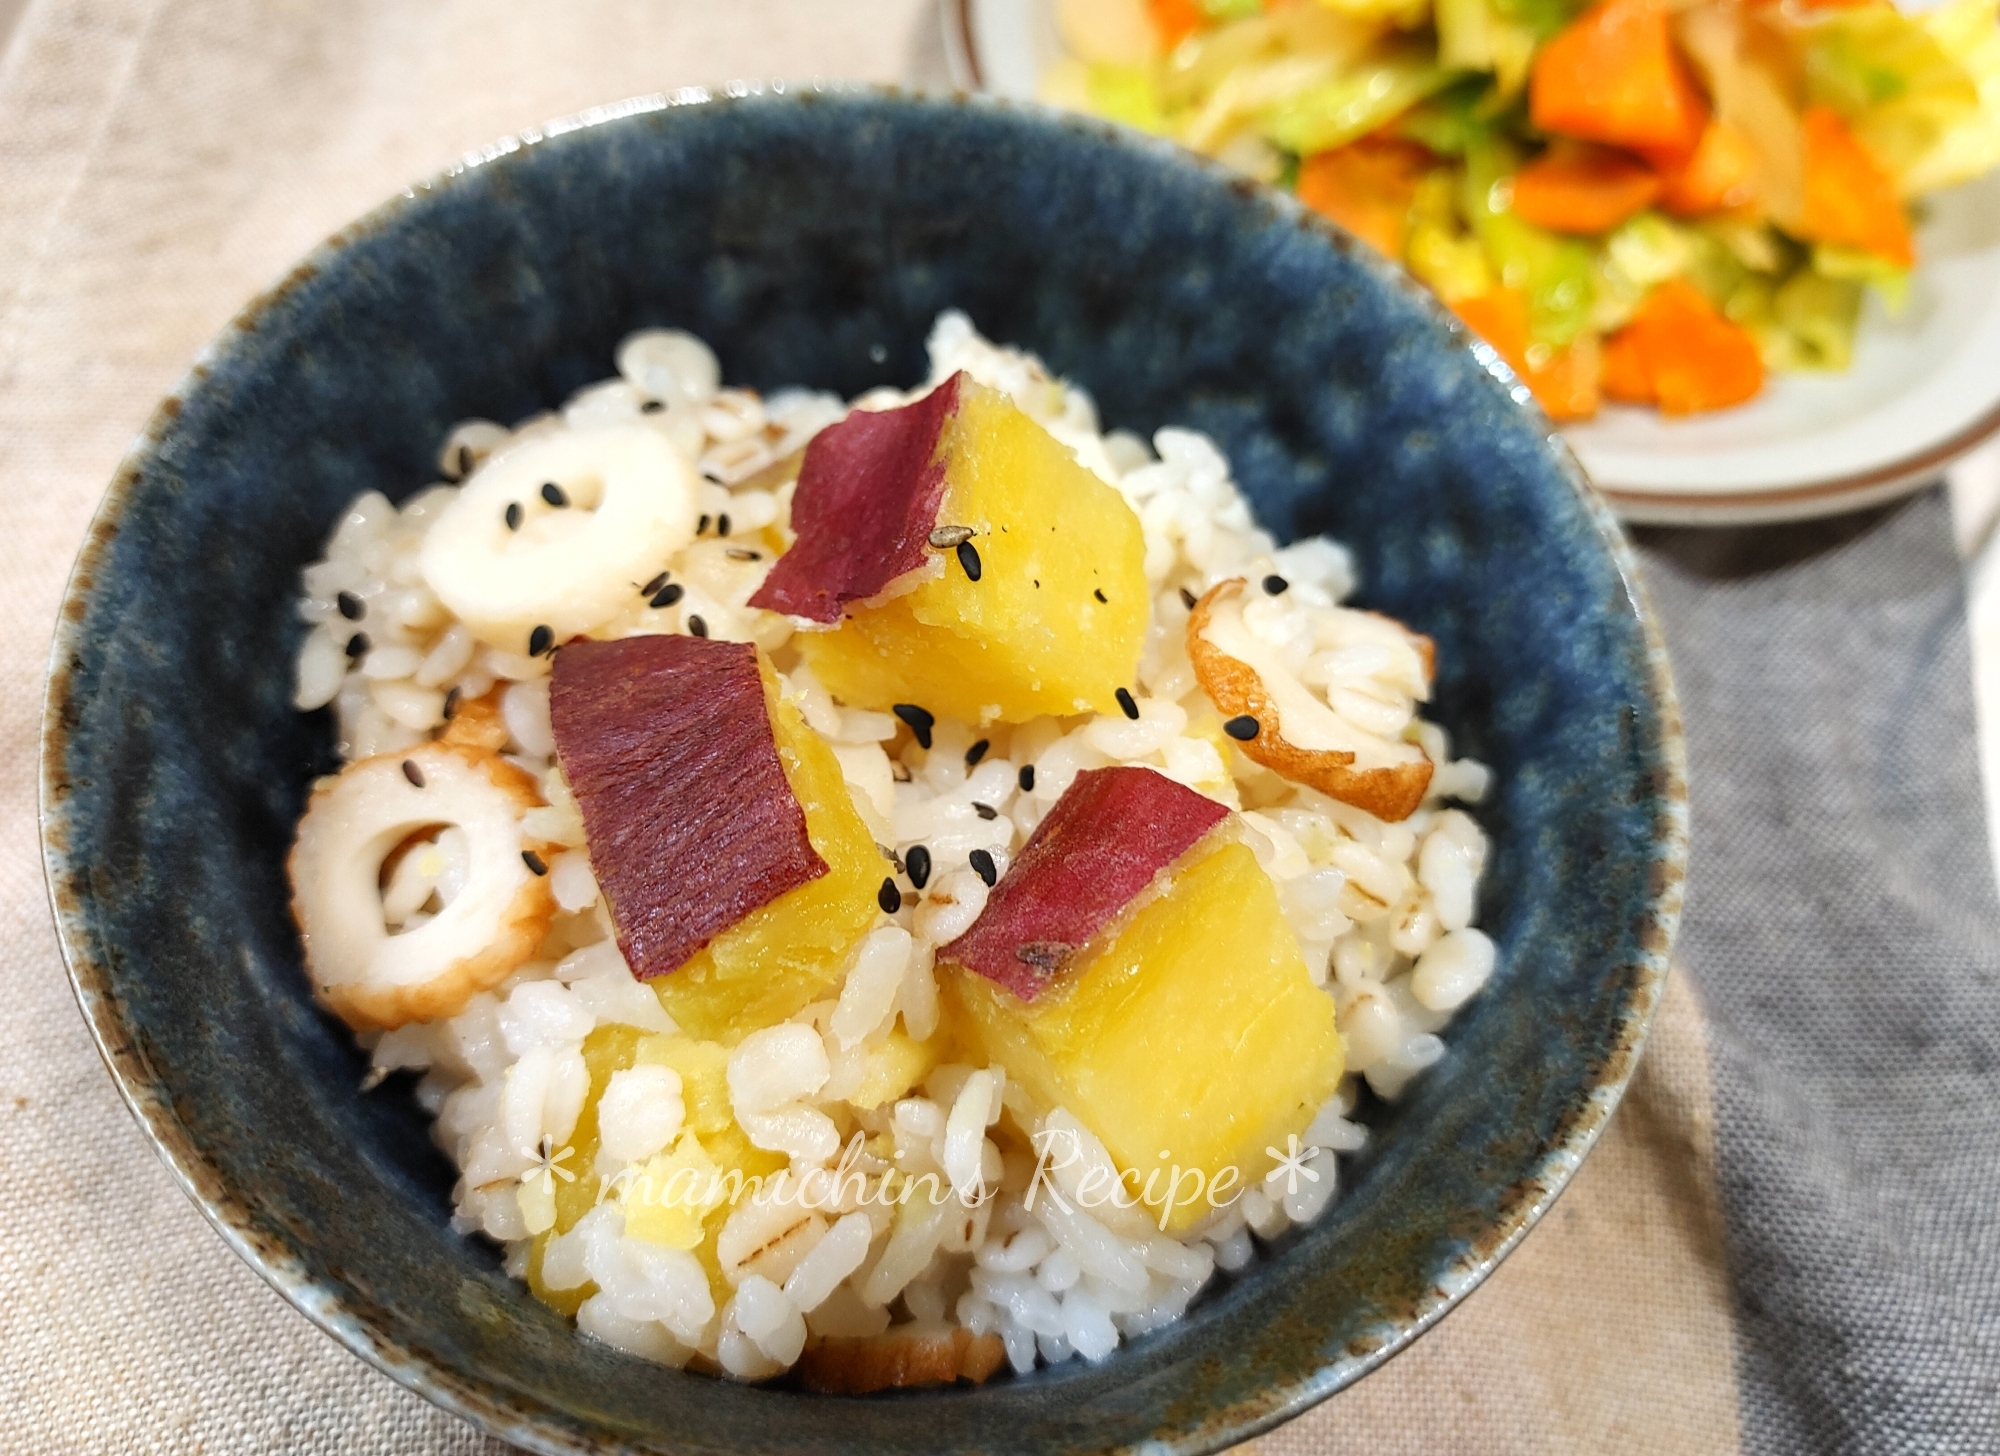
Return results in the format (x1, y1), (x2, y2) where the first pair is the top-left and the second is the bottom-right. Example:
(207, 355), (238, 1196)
(1530, 0), (1709, 161)
(1602, 279), (1763, 414)
(1296, 137), (1435, 258)
(1798, 106), (1915, 268)
(1452, 288), (1604, 422)
(1657, 118), (1761, 216)
(1146, 0), (1205, 49)
(1600, 324), (1655, 403)
(1511, 145), (1664, 234)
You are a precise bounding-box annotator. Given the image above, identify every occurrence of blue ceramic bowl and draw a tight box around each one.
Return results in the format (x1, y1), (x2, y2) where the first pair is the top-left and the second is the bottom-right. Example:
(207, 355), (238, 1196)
(41, 88), (1685, 1454)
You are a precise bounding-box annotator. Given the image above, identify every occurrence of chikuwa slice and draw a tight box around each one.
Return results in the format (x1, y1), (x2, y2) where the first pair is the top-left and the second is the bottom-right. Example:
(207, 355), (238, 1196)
(548, 633), (882, 1041)
(1188, 577), (1435, 822)
(751, 371), (1148, 724)
(420, 424), (698, 655)
(288, 740), (558, 1030)
(797, 1325), (1008, 1394)
(938, 766), (1345, 1233)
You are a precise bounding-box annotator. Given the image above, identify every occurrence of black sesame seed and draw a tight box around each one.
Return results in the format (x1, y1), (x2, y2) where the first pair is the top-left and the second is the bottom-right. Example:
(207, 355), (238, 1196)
(345, 632), (370, 659)
(906, 845), (932, 889)
(650, 582), (685, 609)
(522, 850), (548, 876)
(956, 540), (982, 581)
(718, 513), (732, 537)
(528, 624), (554, 657)
(1179, 587), (1198, 610)
(505, 502), (524, 531)
(336, 590), (364, 621)
(688, 615), (709, 638)
(1115, 687), (1139, 720)
(892, 703), (935, 750)
(965, 738), (990, 767)
(1093, 589), (1107, 604)
(1263, 574), (1289, 595)
(973, 802), (998, 821)
(697, 514), (711, 534)
(1018, 764), (1035, 792)
(1224, 715), (1261, 741)
(401, 759), (425, 787)
(642, 571), (671, 597)
(726, 547), (762, 562)
(640, 399), (665, 414)
(970, 849), (997, 887)
(442, 686), (461, 720)
(541, 481), (569, 508)
(878, 877), (903, 914)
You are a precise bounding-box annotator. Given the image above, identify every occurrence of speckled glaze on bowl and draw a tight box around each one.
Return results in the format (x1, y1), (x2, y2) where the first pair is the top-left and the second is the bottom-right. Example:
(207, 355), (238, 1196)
(40, 88), (1685, 1455)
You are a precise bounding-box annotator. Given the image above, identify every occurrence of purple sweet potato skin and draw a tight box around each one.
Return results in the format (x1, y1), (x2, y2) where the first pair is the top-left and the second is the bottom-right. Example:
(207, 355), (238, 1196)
(550, 635), (826, 980)
(939, 766), (1230, 1002)
(747, 372), (964, 623)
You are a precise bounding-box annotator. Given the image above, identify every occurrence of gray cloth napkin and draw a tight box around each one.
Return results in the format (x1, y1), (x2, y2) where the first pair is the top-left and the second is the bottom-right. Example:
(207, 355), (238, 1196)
(1636, 487), (2000, 1455)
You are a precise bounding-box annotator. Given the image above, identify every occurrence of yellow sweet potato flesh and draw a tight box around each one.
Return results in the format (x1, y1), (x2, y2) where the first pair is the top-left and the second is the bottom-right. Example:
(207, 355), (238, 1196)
(527, 1022), (640, 1314)
(946, 841), (1343, 1233)
(527, 1028), (786, 1317)
(650, 666), (883, 1042)
(621, 1033), (786, 1305)
(799, 382), (1148, 725)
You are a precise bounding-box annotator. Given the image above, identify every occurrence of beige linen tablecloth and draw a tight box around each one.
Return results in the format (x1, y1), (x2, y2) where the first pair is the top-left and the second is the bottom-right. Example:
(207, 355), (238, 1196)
(0, 3), (1743, 1449)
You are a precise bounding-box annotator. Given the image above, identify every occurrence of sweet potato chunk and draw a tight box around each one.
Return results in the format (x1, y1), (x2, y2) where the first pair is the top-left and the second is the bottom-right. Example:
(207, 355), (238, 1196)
(761, 373), (1149, 724)
(938, 765), (1229, 1002)
(654, 685), (885, 1042)
(944, 834), (1343, 1234)
(550, 636), (880, 1039)
(748, 382), (960, 625)
(551, 635), (825, 980)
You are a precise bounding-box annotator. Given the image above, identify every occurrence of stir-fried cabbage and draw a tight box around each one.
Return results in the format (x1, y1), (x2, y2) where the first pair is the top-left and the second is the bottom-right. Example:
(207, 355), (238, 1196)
(1051, 0), (2000, 418)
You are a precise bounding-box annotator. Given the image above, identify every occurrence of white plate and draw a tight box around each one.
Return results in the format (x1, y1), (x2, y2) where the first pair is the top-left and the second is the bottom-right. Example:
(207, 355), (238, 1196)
(945, 0), (2000, 525)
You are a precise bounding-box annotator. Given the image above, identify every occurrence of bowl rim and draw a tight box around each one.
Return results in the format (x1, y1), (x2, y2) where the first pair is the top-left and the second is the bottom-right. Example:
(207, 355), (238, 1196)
(38, 82), (1688, 1455)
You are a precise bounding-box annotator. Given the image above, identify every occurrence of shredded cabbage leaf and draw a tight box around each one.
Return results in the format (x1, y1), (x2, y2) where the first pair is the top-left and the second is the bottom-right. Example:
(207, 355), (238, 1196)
(1902, 0), (2000, 196)
(1259, 52), (1455, 155)
(1435, 0), (1537, 99)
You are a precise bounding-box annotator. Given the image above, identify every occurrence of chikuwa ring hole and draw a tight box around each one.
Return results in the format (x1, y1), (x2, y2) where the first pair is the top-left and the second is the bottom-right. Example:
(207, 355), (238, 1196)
(513, 472), (607, 545)
(378, 824), (471, 932)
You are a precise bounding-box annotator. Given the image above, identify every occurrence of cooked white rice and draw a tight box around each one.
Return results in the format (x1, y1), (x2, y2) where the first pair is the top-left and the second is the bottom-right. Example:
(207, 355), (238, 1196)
(294, 312), (1494, 1380)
